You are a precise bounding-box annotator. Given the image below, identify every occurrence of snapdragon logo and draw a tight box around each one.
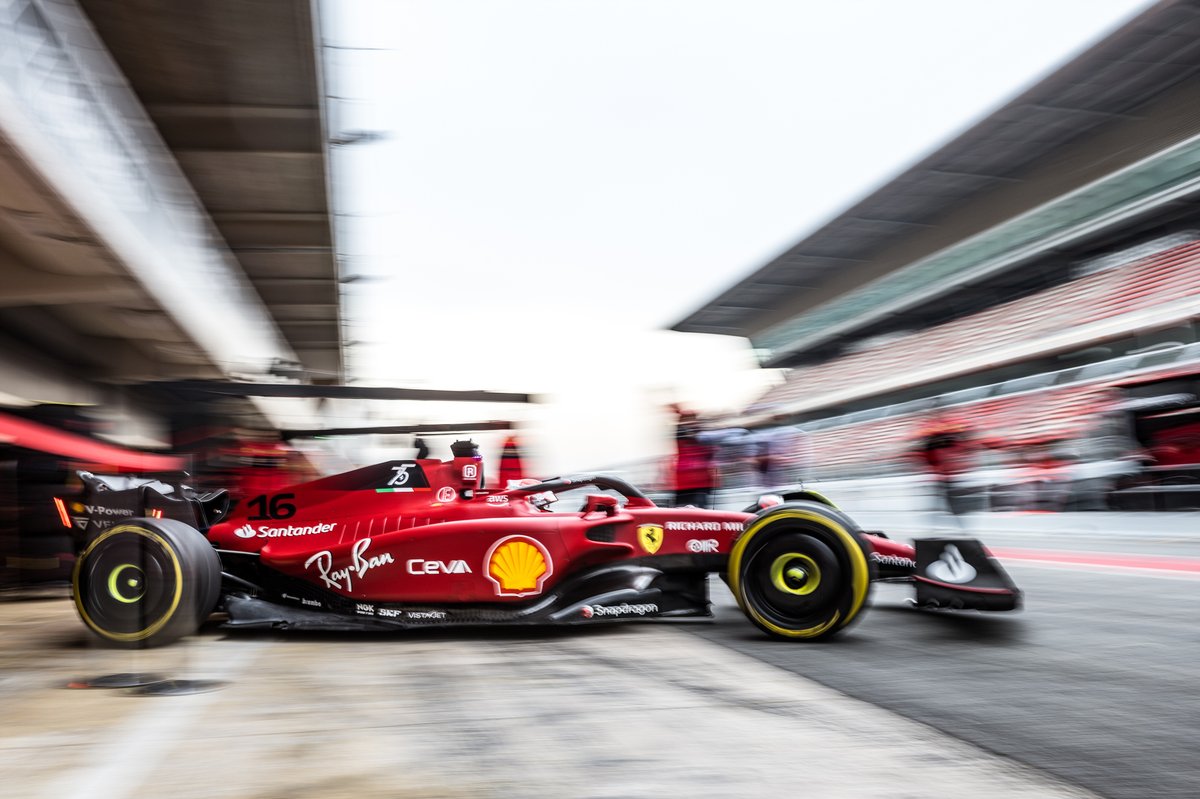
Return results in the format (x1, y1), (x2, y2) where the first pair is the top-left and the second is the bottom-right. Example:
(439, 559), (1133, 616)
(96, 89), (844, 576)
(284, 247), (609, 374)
(581, 602), (659, 618)
(235, 522), (336, 539)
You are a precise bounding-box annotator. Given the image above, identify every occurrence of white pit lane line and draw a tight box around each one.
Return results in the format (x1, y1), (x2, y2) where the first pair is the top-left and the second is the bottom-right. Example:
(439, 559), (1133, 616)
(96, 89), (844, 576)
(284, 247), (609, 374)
(46, 640), (268, 799)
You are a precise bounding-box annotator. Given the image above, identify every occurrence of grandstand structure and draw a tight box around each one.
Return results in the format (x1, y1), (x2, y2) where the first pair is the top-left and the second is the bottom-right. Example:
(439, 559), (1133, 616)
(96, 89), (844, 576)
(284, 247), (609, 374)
(673, 0), (1200, 511)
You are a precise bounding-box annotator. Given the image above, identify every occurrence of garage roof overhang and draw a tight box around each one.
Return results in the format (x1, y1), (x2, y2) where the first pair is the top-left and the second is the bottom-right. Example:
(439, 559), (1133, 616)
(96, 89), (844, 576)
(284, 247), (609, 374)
(76, 0), (343, 382)
(0, 0), (343, 434)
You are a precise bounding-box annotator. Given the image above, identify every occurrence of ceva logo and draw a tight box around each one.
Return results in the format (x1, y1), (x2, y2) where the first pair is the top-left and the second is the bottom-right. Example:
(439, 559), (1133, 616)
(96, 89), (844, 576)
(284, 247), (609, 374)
(406, 559), (472, 575)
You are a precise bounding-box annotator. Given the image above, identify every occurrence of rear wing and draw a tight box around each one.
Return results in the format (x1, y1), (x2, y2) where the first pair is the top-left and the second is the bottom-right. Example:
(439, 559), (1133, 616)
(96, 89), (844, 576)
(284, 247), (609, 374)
(54, 471), (230, 544)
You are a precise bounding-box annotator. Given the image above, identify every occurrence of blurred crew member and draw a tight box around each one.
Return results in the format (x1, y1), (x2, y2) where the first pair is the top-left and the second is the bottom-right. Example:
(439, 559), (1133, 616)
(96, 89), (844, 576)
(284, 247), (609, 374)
(498, 435), (526, 487)
(912, 415), (971, 515)
(670, 406), (718, 508)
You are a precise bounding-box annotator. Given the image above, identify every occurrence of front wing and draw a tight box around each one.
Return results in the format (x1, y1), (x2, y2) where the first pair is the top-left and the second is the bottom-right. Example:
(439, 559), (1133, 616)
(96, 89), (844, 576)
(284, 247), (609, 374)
(912, 538), (1022, 611)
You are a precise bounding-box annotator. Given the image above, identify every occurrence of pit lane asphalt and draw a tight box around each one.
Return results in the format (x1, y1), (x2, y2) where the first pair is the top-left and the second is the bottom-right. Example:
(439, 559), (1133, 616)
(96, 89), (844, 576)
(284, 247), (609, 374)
(1, 598), (1095, 799)
(2, 514), (1194, 798)
(688, 515), (1200, 799)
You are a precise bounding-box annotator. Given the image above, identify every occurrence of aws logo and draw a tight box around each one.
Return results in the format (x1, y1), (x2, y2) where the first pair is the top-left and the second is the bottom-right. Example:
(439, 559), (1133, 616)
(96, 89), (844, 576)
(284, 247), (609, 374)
(485, 535), (552, 597)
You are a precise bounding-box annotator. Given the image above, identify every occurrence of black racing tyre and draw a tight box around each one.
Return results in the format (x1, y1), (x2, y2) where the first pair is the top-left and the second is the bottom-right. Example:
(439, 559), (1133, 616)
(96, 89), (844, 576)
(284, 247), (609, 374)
(728, 501), (873, 641)
(72, 518), (221, 648)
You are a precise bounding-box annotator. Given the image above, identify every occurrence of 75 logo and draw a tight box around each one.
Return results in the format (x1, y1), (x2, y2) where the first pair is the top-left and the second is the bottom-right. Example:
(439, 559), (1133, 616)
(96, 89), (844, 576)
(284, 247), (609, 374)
(388, 465), (413, 486)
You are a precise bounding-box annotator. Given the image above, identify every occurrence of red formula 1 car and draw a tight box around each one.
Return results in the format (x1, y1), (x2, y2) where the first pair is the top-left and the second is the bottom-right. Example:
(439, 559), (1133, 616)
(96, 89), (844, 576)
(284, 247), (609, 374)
(65, 446), (1020, 647)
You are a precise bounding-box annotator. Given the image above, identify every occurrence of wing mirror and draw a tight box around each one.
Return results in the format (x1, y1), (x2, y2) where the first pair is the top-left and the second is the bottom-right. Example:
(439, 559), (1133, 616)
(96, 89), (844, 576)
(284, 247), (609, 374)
(582, 493), (619, 516)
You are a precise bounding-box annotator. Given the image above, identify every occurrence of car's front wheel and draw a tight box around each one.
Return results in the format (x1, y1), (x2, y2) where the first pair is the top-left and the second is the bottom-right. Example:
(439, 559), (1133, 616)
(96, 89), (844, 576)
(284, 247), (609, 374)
(72, 518), (221, 647)
(728, 502), (872, 640)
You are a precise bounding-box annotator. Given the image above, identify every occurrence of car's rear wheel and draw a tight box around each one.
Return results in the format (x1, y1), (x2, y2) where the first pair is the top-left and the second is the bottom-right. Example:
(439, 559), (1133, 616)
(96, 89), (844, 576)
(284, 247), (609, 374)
(728, 502), (872, 640)
(72, 518), (220, 648)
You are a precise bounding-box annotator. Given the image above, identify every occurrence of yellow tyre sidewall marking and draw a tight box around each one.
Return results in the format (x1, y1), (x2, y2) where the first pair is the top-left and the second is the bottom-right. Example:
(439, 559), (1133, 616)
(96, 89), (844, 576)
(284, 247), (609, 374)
(728, 509), (870, 638)
(106, 563), (144, 604)
(769, 553), (821, 596)
(73, 525), (184, 643)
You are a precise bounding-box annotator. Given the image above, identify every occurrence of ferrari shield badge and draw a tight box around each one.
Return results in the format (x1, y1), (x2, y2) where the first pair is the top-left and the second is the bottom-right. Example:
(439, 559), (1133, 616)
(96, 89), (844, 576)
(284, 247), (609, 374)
(637, 524), (664, 554)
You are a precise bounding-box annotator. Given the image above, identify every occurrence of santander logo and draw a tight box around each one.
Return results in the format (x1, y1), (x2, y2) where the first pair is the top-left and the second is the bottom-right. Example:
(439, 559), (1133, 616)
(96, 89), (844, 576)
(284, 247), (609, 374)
(234, 522), (336, 539)
(926, 544), (977, 584)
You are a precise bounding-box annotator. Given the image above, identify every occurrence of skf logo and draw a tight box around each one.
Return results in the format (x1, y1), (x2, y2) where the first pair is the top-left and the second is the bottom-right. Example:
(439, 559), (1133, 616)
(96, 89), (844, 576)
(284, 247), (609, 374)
(637, 524), (663, 554)
(485, 535), (552, 597)
(235, 524), (256, 539)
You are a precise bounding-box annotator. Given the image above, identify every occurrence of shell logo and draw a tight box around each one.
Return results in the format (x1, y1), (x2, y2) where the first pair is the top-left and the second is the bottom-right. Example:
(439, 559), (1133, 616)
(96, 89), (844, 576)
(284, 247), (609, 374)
(485, 535), (553, 597)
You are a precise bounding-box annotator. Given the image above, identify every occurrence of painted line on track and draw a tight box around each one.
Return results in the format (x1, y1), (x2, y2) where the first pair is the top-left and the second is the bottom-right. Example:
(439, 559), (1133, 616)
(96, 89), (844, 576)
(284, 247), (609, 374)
(50, 640), (267, 799)
(992, 547), (1200, 579)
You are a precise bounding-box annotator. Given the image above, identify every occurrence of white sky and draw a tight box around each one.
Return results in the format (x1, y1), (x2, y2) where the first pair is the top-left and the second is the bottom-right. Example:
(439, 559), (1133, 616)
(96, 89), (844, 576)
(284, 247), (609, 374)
(319, 0), (1155, 474)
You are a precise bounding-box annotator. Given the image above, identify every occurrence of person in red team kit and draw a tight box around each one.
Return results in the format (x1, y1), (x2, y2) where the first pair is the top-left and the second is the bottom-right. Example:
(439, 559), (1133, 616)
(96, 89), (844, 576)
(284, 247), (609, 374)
(668, 405), (751, 508)
(673, 428), (719, 507)
(911, 412), (974, 515)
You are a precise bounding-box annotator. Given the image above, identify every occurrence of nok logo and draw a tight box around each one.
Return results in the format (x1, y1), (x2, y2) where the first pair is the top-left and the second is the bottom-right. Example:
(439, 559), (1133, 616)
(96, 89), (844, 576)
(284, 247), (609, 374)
(637, 524), (664, 554)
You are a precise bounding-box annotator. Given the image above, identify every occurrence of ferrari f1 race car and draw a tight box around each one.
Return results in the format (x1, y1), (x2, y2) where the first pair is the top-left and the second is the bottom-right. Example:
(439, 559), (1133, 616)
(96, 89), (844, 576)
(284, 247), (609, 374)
(63, 445), (1020, 647)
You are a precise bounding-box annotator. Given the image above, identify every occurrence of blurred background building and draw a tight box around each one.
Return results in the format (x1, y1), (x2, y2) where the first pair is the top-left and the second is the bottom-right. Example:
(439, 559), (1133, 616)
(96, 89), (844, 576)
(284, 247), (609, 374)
(672, 1), (1200, 513)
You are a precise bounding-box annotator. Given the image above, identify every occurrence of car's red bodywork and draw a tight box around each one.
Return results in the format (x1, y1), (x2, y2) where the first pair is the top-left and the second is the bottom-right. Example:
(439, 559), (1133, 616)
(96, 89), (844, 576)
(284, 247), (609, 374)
(66, 450), (1018, 646)
(208, 455), (762, 605)
(211, 457), (922, 603)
